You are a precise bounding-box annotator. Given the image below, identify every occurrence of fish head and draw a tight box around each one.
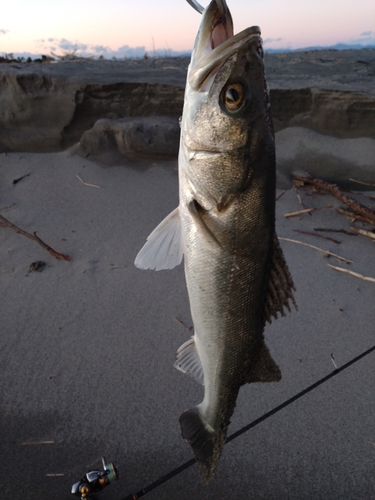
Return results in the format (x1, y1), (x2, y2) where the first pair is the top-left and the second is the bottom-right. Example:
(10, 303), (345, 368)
(181, 0), (275, 207)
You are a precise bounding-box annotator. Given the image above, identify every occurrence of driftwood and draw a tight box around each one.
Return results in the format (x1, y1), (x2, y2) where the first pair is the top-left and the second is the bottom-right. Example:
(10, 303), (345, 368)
(173, 317), (192, 331)
(348, 178), (375, 188)
(314, 228), (358, 236)
(328, 265), (375, 283)
(76, 174), (101, 189)
(350, 227), (375, 241)
(347, 191), (375, 201)
(0, 214), (71, 261)
(292, 173), (375, 225)
(294, 182), (310, 211)
(335, 207), (375, 226)
(284, 208), (315, 218)
(293, 229), (341, 244)
(278, 237), (352, 264)
(276, 190), (286, 201)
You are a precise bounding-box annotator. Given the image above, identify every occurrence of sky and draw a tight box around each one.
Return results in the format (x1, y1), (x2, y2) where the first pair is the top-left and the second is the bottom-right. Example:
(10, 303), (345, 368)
(1, 0), (374, 58)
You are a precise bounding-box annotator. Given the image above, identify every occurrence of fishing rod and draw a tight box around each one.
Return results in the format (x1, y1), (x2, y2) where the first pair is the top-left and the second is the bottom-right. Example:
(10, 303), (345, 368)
(70, 343), (375, 500)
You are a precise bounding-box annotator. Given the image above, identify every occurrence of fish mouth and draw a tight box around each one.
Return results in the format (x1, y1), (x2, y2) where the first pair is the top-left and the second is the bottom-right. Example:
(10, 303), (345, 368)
(188, 0), (261, 90)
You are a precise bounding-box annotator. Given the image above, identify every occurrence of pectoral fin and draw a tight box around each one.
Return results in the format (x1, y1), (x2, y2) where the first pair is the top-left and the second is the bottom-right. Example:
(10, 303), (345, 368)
(134, 207), (183, 271)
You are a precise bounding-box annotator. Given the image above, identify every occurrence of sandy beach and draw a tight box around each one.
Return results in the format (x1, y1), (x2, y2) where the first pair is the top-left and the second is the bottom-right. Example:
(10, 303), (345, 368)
(0, 49), (375, 499)
(0, 40), (375, 500)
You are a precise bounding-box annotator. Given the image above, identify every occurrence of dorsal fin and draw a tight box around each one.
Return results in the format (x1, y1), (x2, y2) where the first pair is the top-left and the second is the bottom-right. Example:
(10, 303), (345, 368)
(264, 233), (297, 324)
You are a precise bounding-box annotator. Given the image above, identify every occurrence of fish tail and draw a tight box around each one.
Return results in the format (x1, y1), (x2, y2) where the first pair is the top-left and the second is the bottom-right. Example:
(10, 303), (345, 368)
(179, 407), (226, 484)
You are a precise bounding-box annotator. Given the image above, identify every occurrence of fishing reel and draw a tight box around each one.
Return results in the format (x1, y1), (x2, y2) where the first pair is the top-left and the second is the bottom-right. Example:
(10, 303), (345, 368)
(71, 457), (118, 499)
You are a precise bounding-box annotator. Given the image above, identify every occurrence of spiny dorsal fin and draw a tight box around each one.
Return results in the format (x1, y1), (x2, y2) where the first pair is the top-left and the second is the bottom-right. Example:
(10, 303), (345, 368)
(174, 337), (204, 386)
(264, 233), (297, 324)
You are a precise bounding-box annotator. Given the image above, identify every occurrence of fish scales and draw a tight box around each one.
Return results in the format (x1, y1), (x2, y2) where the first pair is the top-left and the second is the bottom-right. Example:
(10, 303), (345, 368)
(135, 0), (295, 484)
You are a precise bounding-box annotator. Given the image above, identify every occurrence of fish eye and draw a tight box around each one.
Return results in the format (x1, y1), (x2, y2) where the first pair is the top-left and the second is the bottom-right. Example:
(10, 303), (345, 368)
(223, 83), (246, 112)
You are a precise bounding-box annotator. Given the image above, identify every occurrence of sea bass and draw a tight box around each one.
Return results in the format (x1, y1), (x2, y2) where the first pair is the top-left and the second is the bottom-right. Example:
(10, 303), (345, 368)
(135, 0), (295, 483)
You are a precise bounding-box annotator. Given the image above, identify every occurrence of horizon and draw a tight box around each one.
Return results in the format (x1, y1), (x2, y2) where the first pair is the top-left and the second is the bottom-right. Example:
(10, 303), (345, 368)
(2, 42), (375, 63)
(1, 0), (374, 59)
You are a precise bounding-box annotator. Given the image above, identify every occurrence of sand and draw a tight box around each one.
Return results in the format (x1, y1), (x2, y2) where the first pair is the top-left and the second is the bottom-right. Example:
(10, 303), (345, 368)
(0, 148), (374, 500)
(1, 48), (375, 156)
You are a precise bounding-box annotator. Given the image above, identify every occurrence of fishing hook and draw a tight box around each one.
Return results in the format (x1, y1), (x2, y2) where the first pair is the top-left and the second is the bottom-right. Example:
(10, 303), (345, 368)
(186, 0), (204, 14)
(186, 0), (227, 15)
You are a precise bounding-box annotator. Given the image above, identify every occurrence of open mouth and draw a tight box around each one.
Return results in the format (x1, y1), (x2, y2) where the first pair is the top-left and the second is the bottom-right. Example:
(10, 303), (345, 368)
(187, 0), (261, 90)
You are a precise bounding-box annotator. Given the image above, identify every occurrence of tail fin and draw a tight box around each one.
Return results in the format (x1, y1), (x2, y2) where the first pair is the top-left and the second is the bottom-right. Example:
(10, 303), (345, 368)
(179, 407), (226, 484)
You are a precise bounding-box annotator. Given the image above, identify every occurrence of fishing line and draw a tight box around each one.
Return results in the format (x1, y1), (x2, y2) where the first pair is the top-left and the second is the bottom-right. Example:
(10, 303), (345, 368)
(121, 344), (375, 500)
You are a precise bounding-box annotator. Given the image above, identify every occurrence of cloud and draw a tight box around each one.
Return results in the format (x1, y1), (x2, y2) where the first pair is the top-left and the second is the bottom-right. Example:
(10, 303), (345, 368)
(95, 44), (147, 58)
(348, 33), (375, 46)
(263, 38), (284, 44)
(0, 29), (9, 35)
(10, 36), (190, 60)
(35, 37), (149, 58)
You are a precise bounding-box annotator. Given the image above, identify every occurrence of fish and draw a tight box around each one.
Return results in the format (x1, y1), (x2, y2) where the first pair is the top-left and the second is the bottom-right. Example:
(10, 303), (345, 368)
(135, 0), (296, 483)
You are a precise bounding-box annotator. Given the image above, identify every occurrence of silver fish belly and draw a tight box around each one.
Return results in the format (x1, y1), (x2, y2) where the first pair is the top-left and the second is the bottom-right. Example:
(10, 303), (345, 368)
(135, 0), (296, 483)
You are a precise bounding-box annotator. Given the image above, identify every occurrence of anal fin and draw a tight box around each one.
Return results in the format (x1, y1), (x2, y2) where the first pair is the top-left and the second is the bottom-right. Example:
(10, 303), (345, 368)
(174, 337), (204, 386)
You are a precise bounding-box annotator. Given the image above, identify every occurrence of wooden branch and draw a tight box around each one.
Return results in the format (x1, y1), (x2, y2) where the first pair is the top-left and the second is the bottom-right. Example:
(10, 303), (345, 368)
(76, 174), (101, 189)
(0, 214), (71, 261)
(284, 208), (315, 218)
(328, 265), (375, 283)
(350, 227), (375, 240)
(278, 237), (353, 264)
(293, 229), (341, 244)
(292, 173), (375, 225)
(173, 317), (192, 332)
(276, 190), (286, 201)
(348, 178), (375, 188)
(293, 181), (309, 210)
(346, 191), (375, 201)
(335, 207), (375, 226)
(314, 228), (358, 236)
